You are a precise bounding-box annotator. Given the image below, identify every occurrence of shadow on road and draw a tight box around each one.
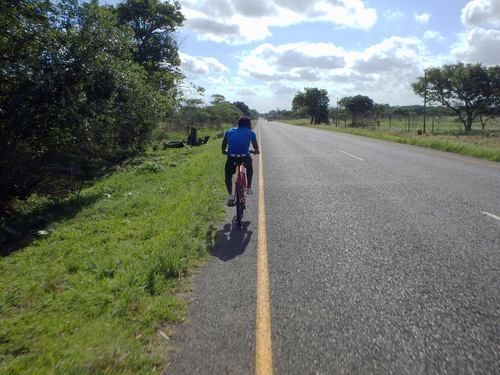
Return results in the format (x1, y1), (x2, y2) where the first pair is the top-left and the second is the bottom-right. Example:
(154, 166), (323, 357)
(210, 218), (253, 261)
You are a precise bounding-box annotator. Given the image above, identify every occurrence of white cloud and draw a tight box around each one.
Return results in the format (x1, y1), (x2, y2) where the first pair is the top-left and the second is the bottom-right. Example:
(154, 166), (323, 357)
(423, 30), (445, 42)
(208, 76), (229, 85)
(180, 53), (209, 75)
(314, 0), (377, 29)
(462, 0), (500, 28)
(204, 58), (231, 74)
(452, 0), (500, 65)
(270, 82), (297, 95)
(452, 27), (500, 65)
(384, 9), (404, 21)
(180, 0), (377, 44)
(187, 0), (235, 19)
(351, 37), (426, 74)
(182, 18), (242, 43)
(233, 0), (278, 18)
(239, 42), (347, 81)
(415, 13), (431, 24)
(180, 53), (230, 75)
(235, 36), (428, 109)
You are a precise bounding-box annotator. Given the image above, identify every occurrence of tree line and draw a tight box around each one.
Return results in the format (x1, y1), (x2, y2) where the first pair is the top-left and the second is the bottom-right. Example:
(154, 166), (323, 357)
(284, 62), (500, 132)
(165, 93), (259, 133)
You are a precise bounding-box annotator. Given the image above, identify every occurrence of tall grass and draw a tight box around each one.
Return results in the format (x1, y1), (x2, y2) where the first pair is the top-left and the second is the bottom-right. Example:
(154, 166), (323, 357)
(0, 137), (227, 373)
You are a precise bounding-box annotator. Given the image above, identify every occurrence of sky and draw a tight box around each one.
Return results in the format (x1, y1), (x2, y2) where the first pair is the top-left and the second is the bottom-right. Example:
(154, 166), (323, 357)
(104, 0), (500, 113)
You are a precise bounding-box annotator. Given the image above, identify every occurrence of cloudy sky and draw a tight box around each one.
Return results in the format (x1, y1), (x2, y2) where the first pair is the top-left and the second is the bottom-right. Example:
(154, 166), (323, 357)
(108, 0), (500, 113)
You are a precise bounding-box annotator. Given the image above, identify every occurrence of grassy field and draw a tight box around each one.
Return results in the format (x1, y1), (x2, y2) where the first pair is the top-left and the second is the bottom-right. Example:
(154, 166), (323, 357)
(0, 133), (227, 374)
(283, 116), (500, 162)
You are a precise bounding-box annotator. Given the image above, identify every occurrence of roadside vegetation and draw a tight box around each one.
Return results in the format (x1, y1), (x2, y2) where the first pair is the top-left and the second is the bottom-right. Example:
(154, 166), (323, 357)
(0, 2), (253, 371)
(282, 116), (500, 162)
(0, 132), (227, 374)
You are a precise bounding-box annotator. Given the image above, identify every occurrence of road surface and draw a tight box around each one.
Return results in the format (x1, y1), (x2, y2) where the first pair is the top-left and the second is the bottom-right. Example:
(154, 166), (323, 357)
(166, 120), (500, 374)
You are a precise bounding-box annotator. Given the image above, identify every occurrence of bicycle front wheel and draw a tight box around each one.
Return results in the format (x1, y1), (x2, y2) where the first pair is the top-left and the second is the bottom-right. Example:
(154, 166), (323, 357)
(235, 181), (243, 228)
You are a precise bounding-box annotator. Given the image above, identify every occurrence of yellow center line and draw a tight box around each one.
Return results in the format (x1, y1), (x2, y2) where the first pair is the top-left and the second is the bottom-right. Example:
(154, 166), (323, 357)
(256, 125), (273, 375)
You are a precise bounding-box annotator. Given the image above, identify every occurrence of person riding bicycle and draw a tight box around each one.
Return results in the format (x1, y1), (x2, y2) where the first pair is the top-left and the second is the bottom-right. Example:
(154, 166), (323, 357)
(222, 116), (260, 206)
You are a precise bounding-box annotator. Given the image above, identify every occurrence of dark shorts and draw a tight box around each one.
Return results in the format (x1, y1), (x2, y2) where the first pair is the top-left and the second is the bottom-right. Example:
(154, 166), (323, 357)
(225, 155), (252, 176)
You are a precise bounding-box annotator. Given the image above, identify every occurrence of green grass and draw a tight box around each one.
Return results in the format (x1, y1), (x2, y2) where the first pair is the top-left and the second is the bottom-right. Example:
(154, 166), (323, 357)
(283, 118), (500, 162)
(0, 135), (227, 374)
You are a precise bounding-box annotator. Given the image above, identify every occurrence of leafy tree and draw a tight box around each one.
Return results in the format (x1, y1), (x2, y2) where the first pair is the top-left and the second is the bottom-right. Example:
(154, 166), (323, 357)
(210, 94), (226, 105)
(174, 98), (210, 129)
(478, 65), (500, 129)
(249, 109), (260, 119)
(115, 0), (185, 118)
(373, 103), (390, 120)
(0, 0), (183, 210)
(233, 101), (251, 117)
(339, 95), (374, 126)
(412, 62), (500, 132)
(292, 88), (330, 124)
(116, 0), (184, 76)
(1, 0), (59, 203)
(208, 102), (242, 126)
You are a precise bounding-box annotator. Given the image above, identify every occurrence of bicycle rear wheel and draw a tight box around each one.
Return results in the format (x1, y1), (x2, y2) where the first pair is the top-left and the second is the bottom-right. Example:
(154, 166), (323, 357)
(235, 181), (243, 228)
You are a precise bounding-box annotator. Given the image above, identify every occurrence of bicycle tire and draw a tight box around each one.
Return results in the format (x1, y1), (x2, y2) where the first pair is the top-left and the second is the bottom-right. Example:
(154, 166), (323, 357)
(235, 181), (243, 228)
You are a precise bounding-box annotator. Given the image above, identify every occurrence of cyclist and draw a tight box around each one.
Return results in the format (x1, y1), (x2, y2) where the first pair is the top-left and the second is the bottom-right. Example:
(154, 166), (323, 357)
(221, 116), (260, 206)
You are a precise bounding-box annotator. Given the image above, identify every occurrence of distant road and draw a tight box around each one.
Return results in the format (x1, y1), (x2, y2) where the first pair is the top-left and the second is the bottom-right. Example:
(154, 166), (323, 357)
(166, 120), (499, 374)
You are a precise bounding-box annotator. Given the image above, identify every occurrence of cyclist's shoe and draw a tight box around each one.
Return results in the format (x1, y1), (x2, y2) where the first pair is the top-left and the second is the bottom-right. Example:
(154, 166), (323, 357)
(227, 194), (235, 206)
(246, 188), (253, 195)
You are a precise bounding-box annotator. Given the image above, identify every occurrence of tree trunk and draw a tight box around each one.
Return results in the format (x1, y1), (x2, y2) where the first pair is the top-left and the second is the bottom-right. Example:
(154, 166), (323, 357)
(187, 126), (198, 146)
(466, 115), (473, 132)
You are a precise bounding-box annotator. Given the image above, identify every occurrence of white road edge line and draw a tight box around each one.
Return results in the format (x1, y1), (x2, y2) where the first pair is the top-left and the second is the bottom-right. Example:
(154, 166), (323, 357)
(481, 212), (500, 221)
(339, 150), (364, 161)
(307, 137), (316, 142)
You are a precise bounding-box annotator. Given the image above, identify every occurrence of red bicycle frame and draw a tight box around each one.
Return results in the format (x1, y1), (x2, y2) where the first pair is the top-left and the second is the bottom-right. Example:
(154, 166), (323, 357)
(234, 162), (247, 228)
(236, 164), (247, 202)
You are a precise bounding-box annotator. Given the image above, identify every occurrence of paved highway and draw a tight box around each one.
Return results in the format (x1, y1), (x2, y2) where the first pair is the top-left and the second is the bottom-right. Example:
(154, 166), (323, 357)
(166, 120), (500, 374)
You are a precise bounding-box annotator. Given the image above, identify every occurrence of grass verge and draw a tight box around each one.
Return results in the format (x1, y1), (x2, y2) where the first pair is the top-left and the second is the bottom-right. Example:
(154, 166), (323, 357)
(0, 135), (226, 374)
(283, 119), (500, 162)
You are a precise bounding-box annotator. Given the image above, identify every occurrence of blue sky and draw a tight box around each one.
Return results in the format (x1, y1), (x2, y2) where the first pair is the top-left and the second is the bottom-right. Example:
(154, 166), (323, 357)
(104, 0), (500, 113)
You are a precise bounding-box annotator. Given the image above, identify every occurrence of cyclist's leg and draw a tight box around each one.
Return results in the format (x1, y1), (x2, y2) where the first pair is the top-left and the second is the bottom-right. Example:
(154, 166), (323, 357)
(243, 155), (253, 188)
(225, 157), (237, 194)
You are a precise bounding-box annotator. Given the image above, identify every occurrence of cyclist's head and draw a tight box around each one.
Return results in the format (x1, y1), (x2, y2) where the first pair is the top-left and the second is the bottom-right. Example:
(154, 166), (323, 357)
(238, 116), (252, 128)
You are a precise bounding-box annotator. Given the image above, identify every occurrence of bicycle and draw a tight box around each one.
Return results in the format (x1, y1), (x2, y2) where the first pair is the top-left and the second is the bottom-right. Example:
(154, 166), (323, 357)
(231, 151), (255, 229)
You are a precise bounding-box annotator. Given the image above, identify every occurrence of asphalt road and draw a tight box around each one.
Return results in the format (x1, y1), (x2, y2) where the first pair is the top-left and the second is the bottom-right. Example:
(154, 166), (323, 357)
(165, 120), (500, 374)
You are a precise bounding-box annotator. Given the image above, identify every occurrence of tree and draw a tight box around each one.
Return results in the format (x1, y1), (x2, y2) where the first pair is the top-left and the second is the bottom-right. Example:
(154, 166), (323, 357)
(249, 109), (260, 119)
(479, 65), (500, 130)
(339, 95), (374, 126)
(0, 0), (183, 210)
(233, 101), (251, 117)
(116, 0), (184, 75)
(208, 102), (242, 126)
(373, 103), (390, 120)
(0, 0), (56, 204)
(292, 88), (330, 124)
(210, 94), (226, 105)
(116, 0), (185, 115)
(412, 62), (500, 132)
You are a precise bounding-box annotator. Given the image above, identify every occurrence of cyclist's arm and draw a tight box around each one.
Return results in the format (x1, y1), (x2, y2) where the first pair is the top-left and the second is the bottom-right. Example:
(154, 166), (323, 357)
(251, 139), (260, 154)
(221, 137), (228, 155)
